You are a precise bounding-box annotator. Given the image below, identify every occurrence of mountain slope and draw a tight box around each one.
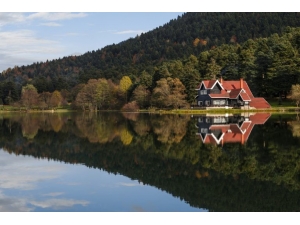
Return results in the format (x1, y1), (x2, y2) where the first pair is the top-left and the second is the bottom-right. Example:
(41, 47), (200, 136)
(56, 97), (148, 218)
(1, 12), (300, 93)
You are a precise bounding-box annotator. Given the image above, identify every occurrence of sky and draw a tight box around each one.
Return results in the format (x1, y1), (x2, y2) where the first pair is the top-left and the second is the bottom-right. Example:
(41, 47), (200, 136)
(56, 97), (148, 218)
(0, 12), (184, 72)
(0, 1), (295, 72)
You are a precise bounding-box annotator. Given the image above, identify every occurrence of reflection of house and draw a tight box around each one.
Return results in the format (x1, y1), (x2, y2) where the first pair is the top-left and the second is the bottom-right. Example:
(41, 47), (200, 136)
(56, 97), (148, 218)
(195, 78), (270, 109)
(195, 113), (270, 145)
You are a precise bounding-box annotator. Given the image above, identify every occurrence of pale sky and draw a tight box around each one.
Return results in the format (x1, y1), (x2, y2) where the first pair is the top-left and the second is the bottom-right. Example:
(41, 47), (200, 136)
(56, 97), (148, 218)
(0, 12), (184, 71)
(0, 1), (293, 72)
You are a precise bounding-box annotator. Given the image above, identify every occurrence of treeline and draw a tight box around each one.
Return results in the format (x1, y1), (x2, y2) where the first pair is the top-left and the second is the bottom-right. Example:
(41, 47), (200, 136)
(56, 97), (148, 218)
(1, 13), (300, 104)
(2, 27), (300, 110)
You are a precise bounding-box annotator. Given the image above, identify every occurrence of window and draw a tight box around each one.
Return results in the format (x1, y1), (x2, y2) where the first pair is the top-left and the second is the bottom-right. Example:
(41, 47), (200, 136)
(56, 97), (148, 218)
(201, 128), (208, 133)
(213, 100), (220, 105)
(200, 90), (207, 95)
(213, 117), (227, 123)
(198, 117), (203, 123)
(213, 100), (226, 106)
(198, 101), (203, 106)
(205, 100), (210, 106)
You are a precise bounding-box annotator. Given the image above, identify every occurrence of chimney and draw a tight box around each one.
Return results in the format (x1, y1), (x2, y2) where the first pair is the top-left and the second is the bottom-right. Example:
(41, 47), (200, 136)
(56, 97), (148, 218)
(220, 76), (223, 84)
(240, 78), (243, 89)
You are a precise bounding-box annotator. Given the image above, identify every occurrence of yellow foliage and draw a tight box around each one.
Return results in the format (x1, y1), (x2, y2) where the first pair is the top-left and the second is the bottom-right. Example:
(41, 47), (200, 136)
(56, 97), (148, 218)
(119, 76), (132, 93)
(120, 128), (133, 145)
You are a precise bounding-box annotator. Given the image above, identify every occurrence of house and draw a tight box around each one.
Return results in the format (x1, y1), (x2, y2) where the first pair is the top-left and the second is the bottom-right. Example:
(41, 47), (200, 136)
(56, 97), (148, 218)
(195, 113), (271, 145)
(195, 78), (270, 109)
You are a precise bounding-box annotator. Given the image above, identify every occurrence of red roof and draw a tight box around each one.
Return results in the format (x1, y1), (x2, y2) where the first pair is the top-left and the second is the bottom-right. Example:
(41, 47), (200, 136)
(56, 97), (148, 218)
(240, 92), (251, 101)
(199, 113), (271, 145)
(202, 80), (218, 89)
(249, 98), (271, 109)
(229, 89), (242, 99)
(240, 121), (251, 131)
(209, 90), (230, 98)
(197, 78), (270, 108)
(249, 113), (271, 124)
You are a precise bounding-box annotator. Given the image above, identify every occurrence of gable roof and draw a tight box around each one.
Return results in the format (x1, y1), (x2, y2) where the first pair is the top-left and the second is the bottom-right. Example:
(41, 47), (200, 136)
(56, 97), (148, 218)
(240, 92), (251, 101)
(196, 80), (224, 90)
(197, 113), (271, 145)
(196, 78), (270, 108)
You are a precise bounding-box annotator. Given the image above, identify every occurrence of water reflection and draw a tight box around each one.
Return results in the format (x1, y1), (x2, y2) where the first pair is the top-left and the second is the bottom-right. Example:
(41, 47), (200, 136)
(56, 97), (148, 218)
(1, 112), (300, 211)
(195, 113), (270, 145)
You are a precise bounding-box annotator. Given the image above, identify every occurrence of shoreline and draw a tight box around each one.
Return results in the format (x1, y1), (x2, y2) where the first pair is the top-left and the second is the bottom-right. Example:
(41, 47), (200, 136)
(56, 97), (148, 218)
(0, 107), (299, 115)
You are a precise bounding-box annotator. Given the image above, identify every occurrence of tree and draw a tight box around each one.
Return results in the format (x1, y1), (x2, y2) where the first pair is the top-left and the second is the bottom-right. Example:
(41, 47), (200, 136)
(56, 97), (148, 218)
(152, 78), (170, 108)
(3, 81), (19, 105)
(291, 84), (300, 107)
(168, 78), (188, 109)
(80, 79), (99, 110)
(205, 58), (222, 79)
(152, 77), (188, 109)
(94, 78), (110, 109)
(119, 76), (132, 103)
(119, 76), (132, 93)
(50, 90), (63, 109)
(132, 85), (151, 108)
(75, 90), (88, 110)
(182, 55), (201, 104)
(140, 70), (153, 89)
(38, 92), (52, 109)
(21, 84), (39, 109)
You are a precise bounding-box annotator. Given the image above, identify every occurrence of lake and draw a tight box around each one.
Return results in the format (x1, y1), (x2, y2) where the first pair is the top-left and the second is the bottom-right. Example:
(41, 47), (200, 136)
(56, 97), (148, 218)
(0, 111), (300, 212)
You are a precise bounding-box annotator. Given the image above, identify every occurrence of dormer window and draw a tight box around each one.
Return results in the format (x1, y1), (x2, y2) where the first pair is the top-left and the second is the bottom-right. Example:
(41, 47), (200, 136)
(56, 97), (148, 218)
(200, 90), (207, 95)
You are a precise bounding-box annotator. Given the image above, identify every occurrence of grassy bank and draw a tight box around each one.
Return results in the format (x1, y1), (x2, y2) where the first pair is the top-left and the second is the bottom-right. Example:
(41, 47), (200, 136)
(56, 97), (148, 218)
(0, 105), (76, 113)
(0, 97), (299, 115)
(139, 107), (299, 115)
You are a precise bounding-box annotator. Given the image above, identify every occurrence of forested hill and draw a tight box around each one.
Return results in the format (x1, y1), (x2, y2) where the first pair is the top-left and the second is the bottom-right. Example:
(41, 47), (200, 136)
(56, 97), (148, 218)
(2, 13), (300, 84)
(1, 12), (300, 108)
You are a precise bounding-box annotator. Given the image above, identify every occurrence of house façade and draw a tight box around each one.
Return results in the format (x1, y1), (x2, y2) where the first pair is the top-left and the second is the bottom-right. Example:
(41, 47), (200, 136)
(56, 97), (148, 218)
(195, 78), (270, 109)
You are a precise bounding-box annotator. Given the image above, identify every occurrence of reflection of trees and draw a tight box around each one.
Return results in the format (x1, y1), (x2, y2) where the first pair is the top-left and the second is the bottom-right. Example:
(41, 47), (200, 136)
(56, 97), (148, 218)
(131, 114), (151, 137)
(288, 115), (300, 137)
(74, 113), (121, 144)
(151, 114), (190, 144)
(49, 114), (64, 132)
(196, 115), (300, 191)
(120, 128), (133, 145)
(121, 112), (139, 121)
(2, 113), (300, 211)
(20, 115), (40, 139)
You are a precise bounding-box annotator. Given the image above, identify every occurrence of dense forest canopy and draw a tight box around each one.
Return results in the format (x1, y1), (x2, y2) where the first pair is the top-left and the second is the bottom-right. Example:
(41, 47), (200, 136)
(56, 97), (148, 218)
(1, 12), (300, 109)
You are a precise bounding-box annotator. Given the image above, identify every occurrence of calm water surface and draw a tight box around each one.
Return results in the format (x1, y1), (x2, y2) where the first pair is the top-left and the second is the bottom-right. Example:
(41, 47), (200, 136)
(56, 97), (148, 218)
(1, 112), (300, 212)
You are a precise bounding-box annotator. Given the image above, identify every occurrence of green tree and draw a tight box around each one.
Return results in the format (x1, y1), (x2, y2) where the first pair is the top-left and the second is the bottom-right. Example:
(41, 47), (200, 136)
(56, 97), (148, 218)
(95, 78), (110, 109)
(140, 70), (153, 89)
(182, 55), (201, 104)
(205, 58), (222, 79)
(21, 84), (39, 109)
